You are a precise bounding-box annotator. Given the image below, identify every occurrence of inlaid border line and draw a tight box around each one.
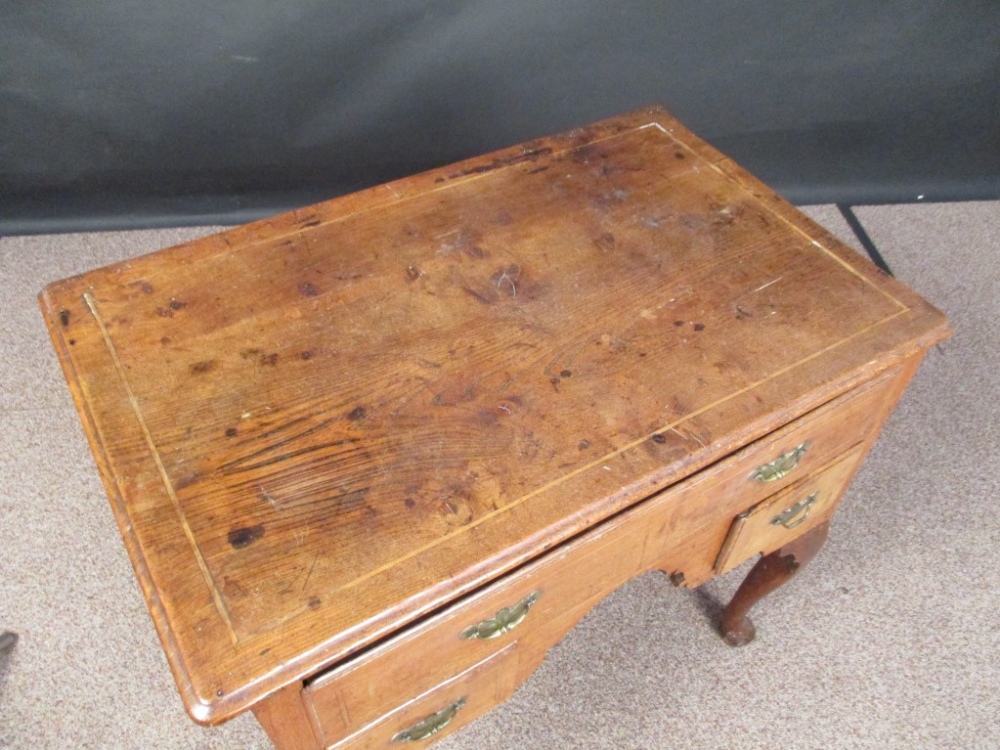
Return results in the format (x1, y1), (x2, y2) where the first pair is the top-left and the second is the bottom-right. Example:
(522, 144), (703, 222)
(83, 291), (239, 645)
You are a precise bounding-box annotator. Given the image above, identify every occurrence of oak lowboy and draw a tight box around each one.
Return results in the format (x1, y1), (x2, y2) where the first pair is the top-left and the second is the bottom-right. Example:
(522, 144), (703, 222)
(40, 106), (950, 748)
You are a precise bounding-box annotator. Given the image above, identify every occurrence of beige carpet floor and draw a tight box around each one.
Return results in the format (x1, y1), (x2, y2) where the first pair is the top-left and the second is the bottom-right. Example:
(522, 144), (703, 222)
(1, 202), (998, 749)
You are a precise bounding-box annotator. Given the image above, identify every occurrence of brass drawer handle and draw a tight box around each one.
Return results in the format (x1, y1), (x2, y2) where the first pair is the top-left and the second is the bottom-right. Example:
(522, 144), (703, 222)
(750, 442), (810, 482)
(392, 697), (467, 742)
(770, 492), (819, 530)
(459, 591), (541, 640)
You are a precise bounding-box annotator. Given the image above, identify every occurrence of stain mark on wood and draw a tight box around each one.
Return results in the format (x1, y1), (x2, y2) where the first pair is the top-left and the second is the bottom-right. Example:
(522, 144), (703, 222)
(462, 286), (493, 305)
(174, 472), (201, 490)
(228, 525), (265, 549)
(190, 360), (216, 374)
(594, 233), (616, 252)
(650, 433), (668, 444)
(298, 281), (320, 297)
(570, 143), (604, 164)
(333, 488), (369, 513)
(347, 406), (367, 421)
(59, 309), (71, 327)
(693, 323), (705, 332)
(447, 147), (553, 179)
(129, 280), (155, 294)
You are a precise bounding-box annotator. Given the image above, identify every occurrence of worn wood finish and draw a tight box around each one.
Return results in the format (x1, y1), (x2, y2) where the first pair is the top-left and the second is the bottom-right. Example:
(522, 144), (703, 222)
(40, 105), (951, 741)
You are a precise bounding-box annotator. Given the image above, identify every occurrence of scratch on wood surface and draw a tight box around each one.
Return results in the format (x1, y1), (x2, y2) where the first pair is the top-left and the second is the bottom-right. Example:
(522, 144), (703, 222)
(753, 276), (784, 293)
(495, 267), (518, 297)
(259, 486), (278, 509)
(337, 691), (353, 734)
(673, 426), (706, 448)
(302, 554), (319, 591)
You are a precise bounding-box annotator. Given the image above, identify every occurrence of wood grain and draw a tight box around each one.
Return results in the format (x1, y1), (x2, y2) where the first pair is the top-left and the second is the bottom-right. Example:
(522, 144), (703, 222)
(39, 105), (951, 724)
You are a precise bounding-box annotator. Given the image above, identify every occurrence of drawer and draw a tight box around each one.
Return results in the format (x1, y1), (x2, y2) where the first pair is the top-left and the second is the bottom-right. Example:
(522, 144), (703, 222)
(311, 644), (519, 749)
(303, 518), (648, 746)
(693, 367), (898, 519)
(651, 368), (903, 586)
(714, 443), (867, 574)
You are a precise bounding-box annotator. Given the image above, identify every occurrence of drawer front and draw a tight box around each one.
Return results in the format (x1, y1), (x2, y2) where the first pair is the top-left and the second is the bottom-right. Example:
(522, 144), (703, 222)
(304, 517), (650, 745)
(714, 443), (867, 573)
(316, 644), (519, 749)
(304, 370), (901, 745)
(692, 367), (898, 519)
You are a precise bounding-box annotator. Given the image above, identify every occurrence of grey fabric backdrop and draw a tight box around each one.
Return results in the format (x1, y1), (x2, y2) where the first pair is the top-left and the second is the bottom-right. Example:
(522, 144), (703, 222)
(3, 1), (999, 234)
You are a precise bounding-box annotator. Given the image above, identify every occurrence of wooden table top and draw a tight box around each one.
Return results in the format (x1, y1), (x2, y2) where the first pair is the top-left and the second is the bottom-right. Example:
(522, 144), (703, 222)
(40, 106), (949, 724)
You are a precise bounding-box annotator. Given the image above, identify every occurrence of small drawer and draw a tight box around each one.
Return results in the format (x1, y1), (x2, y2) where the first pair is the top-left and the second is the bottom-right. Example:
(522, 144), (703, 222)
(642, 369), (902, 586)
(714, 443), (867, 573)
(699, 368), (898, 517)
(311, 644), (518, 749)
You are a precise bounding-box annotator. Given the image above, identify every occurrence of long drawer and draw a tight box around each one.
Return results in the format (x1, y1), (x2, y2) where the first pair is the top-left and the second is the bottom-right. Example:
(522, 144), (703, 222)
(302, 367), (902, 748)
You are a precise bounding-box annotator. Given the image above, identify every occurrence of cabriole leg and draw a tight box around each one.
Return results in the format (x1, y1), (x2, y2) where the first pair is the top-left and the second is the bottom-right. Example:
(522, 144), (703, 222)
(720, 521), (830, 647)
